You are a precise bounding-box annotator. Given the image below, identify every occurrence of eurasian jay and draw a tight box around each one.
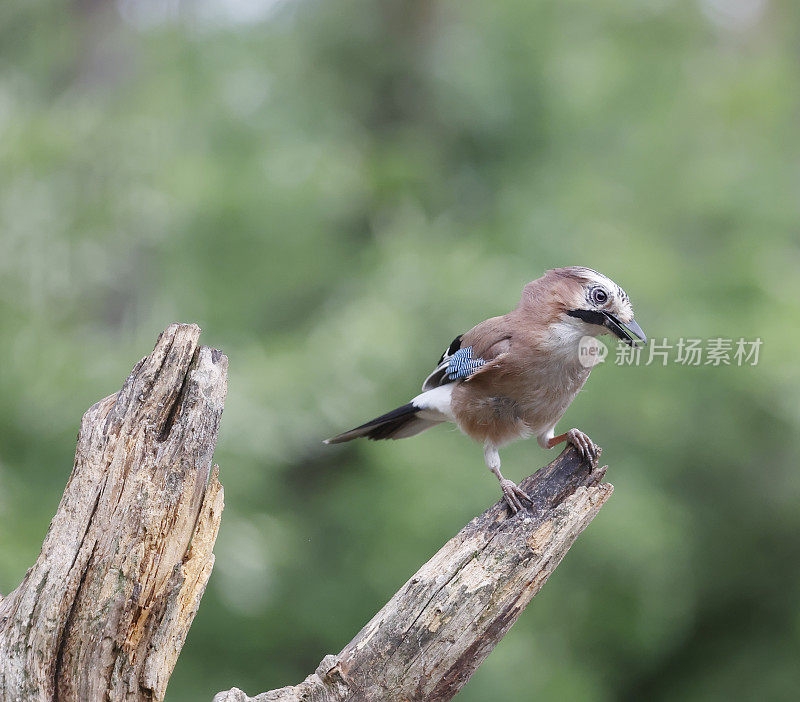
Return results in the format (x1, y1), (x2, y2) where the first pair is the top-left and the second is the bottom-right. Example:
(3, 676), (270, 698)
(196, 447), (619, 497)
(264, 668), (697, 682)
(325, 267), (647, 513)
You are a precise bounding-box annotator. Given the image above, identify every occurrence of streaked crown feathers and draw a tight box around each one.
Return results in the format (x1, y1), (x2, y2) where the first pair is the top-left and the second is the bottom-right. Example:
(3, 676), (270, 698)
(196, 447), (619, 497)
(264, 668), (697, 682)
(521, 266), (635, 324)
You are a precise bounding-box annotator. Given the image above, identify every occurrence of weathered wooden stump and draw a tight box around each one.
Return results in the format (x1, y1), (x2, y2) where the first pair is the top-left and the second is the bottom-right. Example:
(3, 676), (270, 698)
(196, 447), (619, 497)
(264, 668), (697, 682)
(0, 323), (227, 701)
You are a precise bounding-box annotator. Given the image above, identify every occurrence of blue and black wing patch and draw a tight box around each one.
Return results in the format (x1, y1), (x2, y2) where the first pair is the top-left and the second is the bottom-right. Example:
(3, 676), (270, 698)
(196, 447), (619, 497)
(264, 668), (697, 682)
(445, 347), (486, 381)
(423, 335), (487, 390)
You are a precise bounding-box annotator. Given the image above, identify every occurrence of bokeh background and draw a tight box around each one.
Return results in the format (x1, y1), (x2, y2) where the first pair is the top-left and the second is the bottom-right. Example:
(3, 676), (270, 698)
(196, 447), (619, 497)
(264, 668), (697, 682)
(2, 0), (799, 699)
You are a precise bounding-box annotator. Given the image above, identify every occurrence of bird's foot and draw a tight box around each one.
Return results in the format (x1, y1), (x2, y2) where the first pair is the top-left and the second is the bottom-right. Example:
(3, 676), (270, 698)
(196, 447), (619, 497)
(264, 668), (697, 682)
(499, 478), (532, 514)
(566, 428), (599, 463)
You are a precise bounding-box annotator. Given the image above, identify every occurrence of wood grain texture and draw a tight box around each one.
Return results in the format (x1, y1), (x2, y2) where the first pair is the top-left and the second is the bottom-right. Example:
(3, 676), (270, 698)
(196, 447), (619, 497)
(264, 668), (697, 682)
(0, 323), (227, 702)
(215, 447), (612, 702)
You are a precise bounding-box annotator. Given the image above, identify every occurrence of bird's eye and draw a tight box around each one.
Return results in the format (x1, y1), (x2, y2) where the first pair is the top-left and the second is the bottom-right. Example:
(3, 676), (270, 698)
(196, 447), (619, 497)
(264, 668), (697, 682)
(590, 287), (608, 306)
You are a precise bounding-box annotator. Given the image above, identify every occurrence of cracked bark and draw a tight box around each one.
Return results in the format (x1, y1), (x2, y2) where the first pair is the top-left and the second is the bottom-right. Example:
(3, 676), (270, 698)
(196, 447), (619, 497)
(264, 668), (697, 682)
(0, 323), (227, 702)
(215, 447), (612, 702)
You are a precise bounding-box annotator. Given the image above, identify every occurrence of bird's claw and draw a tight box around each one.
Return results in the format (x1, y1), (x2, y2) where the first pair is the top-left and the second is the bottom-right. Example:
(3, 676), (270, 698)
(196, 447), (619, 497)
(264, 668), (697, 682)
(566, 428), (599, 463)
(499, 478), (532, 514)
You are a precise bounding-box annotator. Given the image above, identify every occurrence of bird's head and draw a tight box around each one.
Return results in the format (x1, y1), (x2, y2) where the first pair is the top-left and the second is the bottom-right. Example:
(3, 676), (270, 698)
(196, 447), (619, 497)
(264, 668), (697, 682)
(523, 267), (647, 348)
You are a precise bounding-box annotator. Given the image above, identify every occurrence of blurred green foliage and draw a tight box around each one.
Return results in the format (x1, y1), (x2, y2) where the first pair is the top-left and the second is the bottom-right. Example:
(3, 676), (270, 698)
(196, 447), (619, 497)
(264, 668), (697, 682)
(1, 0), (799, 699)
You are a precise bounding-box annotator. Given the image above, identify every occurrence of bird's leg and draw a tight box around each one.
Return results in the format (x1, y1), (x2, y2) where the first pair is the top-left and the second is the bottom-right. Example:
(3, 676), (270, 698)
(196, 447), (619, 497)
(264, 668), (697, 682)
(484, 441), (532, 514)
(547, 428), (599, 462)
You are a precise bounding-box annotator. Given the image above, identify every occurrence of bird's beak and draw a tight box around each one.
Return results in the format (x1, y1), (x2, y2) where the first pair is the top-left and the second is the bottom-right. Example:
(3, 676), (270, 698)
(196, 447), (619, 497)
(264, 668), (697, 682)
(602, 313), (647, 347)
(566, 309), (647, 347)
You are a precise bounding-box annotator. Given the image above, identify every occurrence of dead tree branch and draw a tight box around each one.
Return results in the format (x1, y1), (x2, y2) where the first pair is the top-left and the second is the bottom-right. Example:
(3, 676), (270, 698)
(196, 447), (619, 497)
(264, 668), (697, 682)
(215, 447), (612, 702)
(0, 323), (227, 702)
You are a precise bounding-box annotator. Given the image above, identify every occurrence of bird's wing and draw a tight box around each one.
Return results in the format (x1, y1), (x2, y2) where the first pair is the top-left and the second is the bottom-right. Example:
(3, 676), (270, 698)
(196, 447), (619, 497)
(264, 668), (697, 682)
(422, 317), (511, 390)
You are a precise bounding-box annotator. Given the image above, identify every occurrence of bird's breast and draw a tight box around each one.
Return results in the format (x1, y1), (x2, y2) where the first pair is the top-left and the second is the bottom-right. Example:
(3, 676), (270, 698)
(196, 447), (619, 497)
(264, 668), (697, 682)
(451, 358), (590, 446)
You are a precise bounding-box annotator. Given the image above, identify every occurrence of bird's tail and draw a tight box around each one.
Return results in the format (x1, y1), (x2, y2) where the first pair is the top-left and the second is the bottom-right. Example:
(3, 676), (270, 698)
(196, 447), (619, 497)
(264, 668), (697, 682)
(324, 403), (442, 443)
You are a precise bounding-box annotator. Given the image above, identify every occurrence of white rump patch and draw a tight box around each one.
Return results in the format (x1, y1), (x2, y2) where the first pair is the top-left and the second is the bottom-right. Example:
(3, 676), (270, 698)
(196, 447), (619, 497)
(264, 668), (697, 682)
(411, 383), (456, 422)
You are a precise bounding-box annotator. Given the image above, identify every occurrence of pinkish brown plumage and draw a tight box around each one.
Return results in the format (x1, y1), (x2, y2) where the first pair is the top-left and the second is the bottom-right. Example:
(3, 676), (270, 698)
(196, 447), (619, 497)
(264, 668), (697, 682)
(326, 267), (647, 513)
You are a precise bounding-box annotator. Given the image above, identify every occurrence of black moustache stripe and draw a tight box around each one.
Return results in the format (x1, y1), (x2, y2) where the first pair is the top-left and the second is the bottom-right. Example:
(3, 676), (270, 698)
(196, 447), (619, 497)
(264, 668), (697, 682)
(566, 309), (607, 326)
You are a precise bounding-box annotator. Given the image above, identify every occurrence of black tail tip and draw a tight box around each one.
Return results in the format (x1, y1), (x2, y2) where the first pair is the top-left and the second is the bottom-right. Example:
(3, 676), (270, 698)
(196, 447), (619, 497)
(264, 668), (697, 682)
(324, 402), (419, 445)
